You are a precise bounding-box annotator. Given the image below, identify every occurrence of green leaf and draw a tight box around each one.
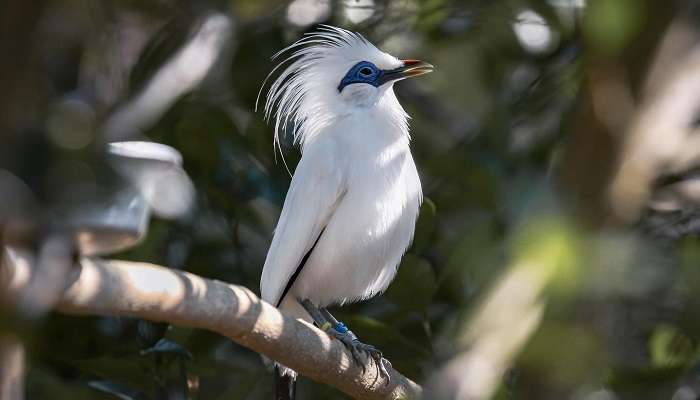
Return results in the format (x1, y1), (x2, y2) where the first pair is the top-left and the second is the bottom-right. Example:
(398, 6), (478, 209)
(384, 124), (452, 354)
(649, 324), (697, 369)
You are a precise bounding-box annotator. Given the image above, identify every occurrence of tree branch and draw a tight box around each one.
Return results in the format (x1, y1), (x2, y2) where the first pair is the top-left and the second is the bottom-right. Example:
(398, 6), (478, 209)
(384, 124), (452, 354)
(608, 14), (700, 221)
(0, 336), (25, 400)
(1, 253), (422, 400)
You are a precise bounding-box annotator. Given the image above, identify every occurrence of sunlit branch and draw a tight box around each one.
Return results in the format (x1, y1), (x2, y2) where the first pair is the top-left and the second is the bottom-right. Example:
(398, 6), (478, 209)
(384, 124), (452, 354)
(425, 220), (576, 400)
(1, 253), (422, 400)
(426, 265), (545, 400)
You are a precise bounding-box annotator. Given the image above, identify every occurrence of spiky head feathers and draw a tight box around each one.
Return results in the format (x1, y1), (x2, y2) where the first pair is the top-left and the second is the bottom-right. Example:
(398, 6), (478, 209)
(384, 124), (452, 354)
(258, 25), (403, 152)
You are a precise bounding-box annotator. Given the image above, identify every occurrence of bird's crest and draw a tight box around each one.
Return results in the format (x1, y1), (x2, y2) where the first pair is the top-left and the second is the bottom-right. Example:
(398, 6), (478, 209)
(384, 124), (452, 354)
(257, 25), (388, 168)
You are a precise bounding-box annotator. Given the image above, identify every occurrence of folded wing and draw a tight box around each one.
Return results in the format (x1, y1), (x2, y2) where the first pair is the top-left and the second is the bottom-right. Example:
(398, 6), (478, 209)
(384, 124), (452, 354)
(260, 145), (345, 307)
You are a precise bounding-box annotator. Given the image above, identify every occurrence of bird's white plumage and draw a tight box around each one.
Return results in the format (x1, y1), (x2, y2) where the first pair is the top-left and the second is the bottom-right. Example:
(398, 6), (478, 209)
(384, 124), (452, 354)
(259, 25), (422, 323)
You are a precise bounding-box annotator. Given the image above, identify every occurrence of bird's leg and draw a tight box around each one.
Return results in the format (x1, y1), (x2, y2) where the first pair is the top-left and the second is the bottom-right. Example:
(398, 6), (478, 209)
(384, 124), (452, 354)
(300, 299), (391, 380)
(300, 299), (330, 328)
(320, 307), (391, 382)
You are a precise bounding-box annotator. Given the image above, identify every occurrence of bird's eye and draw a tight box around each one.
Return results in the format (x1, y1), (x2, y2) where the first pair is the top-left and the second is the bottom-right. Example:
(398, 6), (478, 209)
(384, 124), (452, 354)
(338, 62), (381, 91)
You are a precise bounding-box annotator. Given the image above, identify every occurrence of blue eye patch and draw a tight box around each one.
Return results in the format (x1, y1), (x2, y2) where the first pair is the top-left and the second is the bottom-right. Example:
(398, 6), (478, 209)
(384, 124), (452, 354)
(337, 61), (383, 92)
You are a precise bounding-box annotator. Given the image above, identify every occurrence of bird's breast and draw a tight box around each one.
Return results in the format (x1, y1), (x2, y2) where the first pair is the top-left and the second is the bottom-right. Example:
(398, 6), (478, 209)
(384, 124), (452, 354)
(333, 112), (422, 251)
(293, 141), (421, 305)
(289, 112), (422, 306)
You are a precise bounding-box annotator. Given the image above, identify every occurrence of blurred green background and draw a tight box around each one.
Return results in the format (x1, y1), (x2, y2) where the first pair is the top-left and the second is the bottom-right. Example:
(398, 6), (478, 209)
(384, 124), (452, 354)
(2, 0), (700, 399)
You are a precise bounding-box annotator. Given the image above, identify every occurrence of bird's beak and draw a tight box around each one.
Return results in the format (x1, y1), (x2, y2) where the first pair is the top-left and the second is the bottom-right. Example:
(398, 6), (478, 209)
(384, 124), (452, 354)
(398, 60), (435, 78)
(380, 60), (434, 84)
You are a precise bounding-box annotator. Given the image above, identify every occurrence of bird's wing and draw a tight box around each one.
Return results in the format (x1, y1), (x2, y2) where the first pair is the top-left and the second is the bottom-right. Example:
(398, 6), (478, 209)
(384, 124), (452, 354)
(260, 145), (345, 307)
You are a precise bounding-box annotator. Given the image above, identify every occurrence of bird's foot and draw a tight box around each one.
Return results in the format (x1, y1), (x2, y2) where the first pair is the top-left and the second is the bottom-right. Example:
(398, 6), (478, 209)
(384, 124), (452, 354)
(325, 323), (391, 382)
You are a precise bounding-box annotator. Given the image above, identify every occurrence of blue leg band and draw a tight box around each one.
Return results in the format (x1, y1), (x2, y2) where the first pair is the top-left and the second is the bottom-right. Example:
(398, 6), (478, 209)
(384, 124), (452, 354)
(335, 322), (348, 334)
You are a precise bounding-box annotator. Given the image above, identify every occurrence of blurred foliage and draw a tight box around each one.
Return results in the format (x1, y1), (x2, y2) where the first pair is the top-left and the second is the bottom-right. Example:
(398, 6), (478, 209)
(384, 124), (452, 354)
(2, 0), (700, 399)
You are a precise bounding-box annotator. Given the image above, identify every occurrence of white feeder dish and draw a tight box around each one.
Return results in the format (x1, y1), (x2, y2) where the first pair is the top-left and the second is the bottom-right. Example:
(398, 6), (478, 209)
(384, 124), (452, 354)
(65, 141), (193, 256)
(107, 141), (194, 219)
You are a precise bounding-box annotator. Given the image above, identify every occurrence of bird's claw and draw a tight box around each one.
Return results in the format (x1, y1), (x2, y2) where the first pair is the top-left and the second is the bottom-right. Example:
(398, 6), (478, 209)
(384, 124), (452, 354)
(327, 328), (392, 383)
(354, 341), (391, 383)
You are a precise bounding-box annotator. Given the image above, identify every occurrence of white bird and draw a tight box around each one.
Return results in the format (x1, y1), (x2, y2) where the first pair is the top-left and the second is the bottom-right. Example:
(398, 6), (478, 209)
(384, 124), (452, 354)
(258, 25), (432, 399)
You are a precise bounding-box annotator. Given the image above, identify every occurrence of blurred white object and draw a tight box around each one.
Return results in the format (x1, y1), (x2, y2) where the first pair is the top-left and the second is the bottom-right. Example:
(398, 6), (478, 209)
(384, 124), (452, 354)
(343, 0), (375, 24)
(648, 175), (700, 212)
(512, 10), (553, 54)
(107, 141), (194, 219)
(286, 0), (330, 27)
(547, 0), (586, 8)
(67, 187), (151, 256)
(108, 141), (182, 165)
(64, 141), (193, 256)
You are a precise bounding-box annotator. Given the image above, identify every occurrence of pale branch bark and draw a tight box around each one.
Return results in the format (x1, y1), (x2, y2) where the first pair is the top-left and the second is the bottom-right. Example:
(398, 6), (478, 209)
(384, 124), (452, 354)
(101, 13), (233, 143)
(1, 254), (422, 400)
(608, 14), (700, 220)
(425, 259), (551, 400)
(14, 236), (73, 317)
(0, 336), (25, 400)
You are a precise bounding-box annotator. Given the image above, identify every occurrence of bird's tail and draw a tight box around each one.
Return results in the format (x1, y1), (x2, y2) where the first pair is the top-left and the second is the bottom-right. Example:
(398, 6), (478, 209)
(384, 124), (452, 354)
(274, 364), (296, 400)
